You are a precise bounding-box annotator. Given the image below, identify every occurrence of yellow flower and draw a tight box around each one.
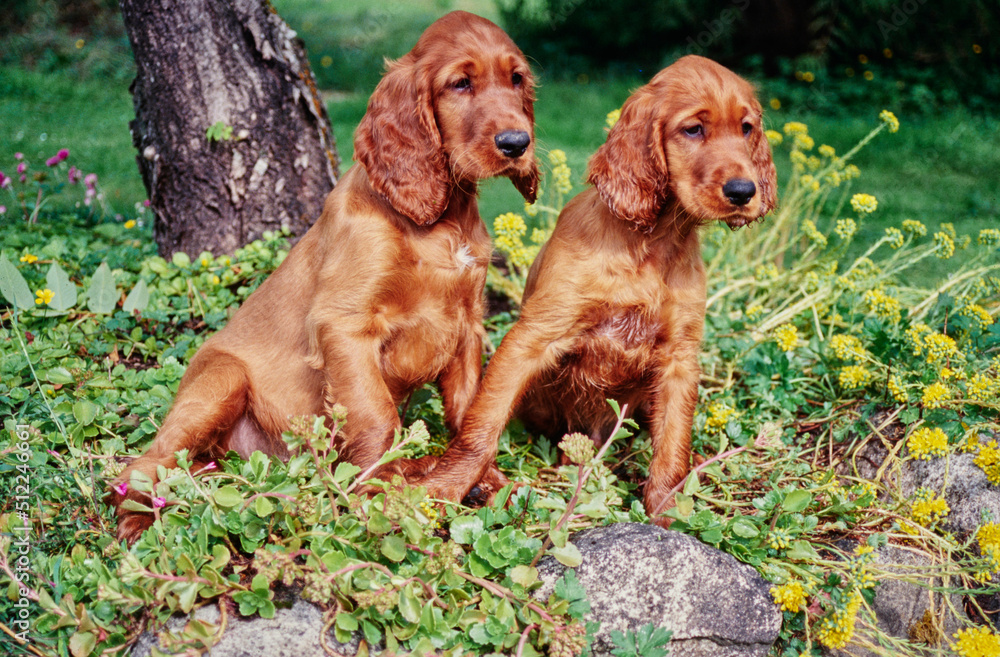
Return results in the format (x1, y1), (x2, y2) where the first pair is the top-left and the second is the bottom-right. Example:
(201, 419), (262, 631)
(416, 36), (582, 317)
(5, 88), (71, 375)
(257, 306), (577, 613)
(839, 365), (873, 390)
(754, 263), (779, 281)
(605, 108), (621, 129)
(818, 144), (836, 158)
(745, 304), (765, 321)
(793, 133), (814, 151)
(35, 288), (54, 305)
(834, 218), (857, 241)
(858, 54), (869, 64)
(959, 304), (993, 331)
(974, 441), (1000, 485)
(843, 164), (861, 180)
(878, 110), (900, 133)
(801, 219), (827, 248)
(830, 334), (865, 361)
(774, 324), (799, 352)
(863, 289), (902, 323)
(976, 523), (1000, 559)
(769, 98), (781, 110)
(888, 374), (907, 403)
(850, 193), (878, 214)
(704, 401), (737, 434)
(907, 426), (949, 460)
(770, 580), (808, 613)
(952, 626), (1000, 656)
(911, 488), (949, 527)
(902, 219), (927, 236)
(799, 174), (820, 191)
(20, 253), (39, 264)
(884, 227), (904, 249)
(864, 70), (874, 81)
(765, 129), (782, 146)
(934, 232), (955, 259)
(124, 219), (137, 229)
(978, 228), (1000, 246)
(816, 590), (862, 649)
(548, 149), (567, 166)
(921, 382), (950, 409)
(783, 122), (808, 136)
(548, 149), (572, 195)
(968, 373), (998, 402)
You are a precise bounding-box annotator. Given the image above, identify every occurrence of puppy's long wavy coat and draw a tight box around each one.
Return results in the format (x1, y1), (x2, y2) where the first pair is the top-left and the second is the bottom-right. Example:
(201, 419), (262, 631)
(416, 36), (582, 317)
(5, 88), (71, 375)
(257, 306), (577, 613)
(111, 11), (539, 543)
(408, 56), (776, 524)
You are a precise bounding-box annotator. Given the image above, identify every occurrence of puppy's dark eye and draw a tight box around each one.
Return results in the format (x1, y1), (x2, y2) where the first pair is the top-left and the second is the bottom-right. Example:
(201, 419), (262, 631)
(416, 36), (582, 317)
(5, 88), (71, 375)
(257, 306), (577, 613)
(452, 78), (472, 91)
(683, 125), (704, 138)
(742, 122), (753, 136)
(512, 72), (523, 87)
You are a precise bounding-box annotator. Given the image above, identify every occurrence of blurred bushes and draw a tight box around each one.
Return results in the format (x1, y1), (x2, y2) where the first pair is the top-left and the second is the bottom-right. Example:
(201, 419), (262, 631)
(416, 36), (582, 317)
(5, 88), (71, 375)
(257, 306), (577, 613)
(497, 0), (999, 112)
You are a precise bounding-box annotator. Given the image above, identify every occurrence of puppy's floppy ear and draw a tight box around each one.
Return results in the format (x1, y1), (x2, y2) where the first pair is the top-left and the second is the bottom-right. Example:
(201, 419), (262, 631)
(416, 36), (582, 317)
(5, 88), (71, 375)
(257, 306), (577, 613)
(750, 109), (778, 217)
(586, 89), (668, 230)
(355, 58), (449, 226)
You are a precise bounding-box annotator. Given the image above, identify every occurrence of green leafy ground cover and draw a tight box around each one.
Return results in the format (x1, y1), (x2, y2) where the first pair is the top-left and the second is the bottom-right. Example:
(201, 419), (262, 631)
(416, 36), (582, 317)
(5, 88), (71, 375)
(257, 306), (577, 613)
(2, 107), (1000, 657)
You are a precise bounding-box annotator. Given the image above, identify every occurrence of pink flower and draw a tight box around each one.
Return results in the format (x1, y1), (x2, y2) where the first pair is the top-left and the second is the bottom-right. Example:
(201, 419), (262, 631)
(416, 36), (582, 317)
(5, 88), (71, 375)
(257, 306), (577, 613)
(17, 162), (26, 174)
(0, 171), (8, 188)
(68, 166), (81, 183)
(57, 148), (69, 161)
(14, 152), (23, 160)
(144, 199), (151, 207)
(46, 155), (59, 167)
(84, 173), (98, 188)
(0, 206), (6, 214)
(204, 461), (217, 470)
(113, 482), (128, 496)
(152, 497), (167, 508)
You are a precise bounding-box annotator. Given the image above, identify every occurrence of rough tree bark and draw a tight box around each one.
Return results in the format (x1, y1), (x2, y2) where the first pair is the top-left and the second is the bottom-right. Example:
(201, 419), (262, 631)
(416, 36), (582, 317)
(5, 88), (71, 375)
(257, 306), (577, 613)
(119, 0), (339, 257)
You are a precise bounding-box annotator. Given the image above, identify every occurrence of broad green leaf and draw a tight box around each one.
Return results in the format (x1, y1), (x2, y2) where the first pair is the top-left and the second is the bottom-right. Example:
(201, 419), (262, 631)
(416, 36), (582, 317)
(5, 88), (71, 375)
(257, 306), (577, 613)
(380, 534), (407, 562)
(45, 366), (75, 385)
(674, 493), (694, 518)
(253, 496), (275, 517)
(72, 400), (98, 426)
(86, 262), (118, 314)
(333, 461), (361, 484)
(398, 584), (421, 623)
(213, 485), (243, 508)
(46, 263), (77, 311)
(509, 565), (538, 588)
(335, 612), (359, 632)
(367, 510), (392, 535)
(0, 255), (34, 310)
(730, 516), (760, 538)
(449, 515), (484, 544)
(122, 278), (149, 313)
(69, 630), (96, 657)
(682, 470), (700, 495)
(787, 540), (821, 561)
(548, 542), (583, 568)
(782, 490), (813, 513)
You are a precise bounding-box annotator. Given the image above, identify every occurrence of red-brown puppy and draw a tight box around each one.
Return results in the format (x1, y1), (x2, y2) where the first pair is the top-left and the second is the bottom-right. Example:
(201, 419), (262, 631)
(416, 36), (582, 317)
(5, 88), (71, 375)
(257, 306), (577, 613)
(403, 55), (776, 524)
(111, 11), (538, 543)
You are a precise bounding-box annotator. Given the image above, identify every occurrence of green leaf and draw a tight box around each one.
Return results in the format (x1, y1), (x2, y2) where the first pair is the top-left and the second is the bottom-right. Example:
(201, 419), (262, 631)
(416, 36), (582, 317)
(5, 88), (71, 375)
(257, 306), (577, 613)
(380, 534), (407, 562)
(0, 255), (34, 310)
(782, 490), (813, 513)
(213, 486), (243, 508)
(72, 400), (98, 426)
(335, 612), (359, 632)
(253, 496), (275, 517)
(398, 584), (421, 623)
(553, 570), (590, 619)
(510, 564), (538, 588)
(730, 516), (760, 538)
(787, 540), (821, 561)
(68, 630), (96, 657)
(122, 278), (149, 314)
(86, 262), (118, 313)
(46, 263), (77, 311)
(333, 461), (362, 484)
(44, 366), (75, 385)
(548, 542), (583, 568)
(449, 515), (484, 544)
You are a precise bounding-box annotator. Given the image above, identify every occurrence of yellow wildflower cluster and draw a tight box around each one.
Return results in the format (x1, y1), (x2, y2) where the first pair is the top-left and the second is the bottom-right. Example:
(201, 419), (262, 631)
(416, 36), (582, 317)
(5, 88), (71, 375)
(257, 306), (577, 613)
(973, 441), (1000, 485)
(768, 528), (792, 550)
(951, 626), (1000, 657)
(959, 303), (994, 332)
(902, 219), (927, 237)
(921, 381), (950, 409)
(417, 500), (440, 529)
(910, 488), (950, 527)
(754, 263), (780, 281)
(704, 401), (738, 434)
(783, 121), (808, 135)
(548, 149), (573, 195)
(770, 580), (808, 613)
(799, 174), (820, 192)
(815, 590), (862, 649)
(884, 226), (904, 249)
(848, 544), (877, 589)
(888, 374), (907, 403)
(765, 129), (783, 146)
(909, 327), (962, 365)
(745, 303), (765, 321)
(934, 231), (956, 259)
(839, 365), (873, 390)
(878, 109), (900, 133)
(835, 218), (857, 240)
(818, 144), (836, 158)
(907, 426), (949, 460)
(976, 523), (1000, 562)
(968, 373), (999, 402)
(35, 288), (54, 305)
(978, 228), (1000, 246)
(830, 334), (866, 361)
(20, 253), (39, 264)
(605, 108), (621, 129)
(843, 164), (861, 180)
(493, 212), (535, 269)
(774, 324), (799, 352)
(801, 219), (827, 247)
(863, 289), (902, 323)
(850, 193), (878, 214)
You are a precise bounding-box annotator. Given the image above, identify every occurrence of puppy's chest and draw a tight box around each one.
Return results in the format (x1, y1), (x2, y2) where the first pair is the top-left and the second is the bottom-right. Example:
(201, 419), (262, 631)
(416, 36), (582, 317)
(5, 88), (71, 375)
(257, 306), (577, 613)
(560, 306), (664, 390)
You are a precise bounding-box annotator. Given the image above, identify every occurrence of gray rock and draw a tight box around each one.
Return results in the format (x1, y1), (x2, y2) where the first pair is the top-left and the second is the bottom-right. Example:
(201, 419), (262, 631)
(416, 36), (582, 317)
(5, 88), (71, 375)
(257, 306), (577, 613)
(131, 598), (362, 657)
(534, 523), (781, 657)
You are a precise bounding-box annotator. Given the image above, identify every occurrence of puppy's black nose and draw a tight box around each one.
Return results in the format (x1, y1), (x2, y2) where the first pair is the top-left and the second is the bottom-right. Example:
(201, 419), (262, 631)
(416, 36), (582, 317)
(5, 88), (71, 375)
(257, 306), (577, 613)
(495, 130), (530, 158)
(723, 178), (756, 206)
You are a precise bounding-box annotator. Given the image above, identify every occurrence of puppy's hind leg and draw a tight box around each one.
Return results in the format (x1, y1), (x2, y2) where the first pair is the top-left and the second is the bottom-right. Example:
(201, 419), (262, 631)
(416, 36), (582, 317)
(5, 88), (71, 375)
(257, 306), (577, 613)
(111, 350), (251, 543)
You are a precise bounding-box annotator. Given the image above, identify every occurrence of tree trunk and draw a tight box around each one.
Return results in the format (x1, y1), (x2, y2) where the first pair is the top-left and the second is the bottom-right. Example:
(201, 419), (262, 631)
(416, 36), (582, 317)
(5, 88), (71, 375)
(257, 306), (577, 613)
(119, 0), (339, 257)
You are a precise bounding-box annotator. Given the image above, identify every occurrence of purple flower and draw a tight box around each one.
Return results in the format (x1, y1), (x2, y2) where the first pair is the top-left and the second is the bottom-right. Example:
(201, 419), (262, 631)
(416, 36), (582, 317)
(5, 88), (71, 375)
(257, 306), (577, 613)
(113, 482), (128, 496)
(16, 162), (26, 174)
(152, 496), (166, 508)
(68, 166), (81, 183)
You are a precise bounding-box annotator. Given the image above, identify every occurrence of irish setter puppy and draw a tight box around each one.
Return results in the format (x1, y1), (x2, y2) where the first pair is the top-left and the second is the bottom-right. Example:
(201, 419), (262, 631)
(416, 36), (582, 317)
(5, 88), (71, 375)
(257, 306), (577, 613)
(111, 11), (538, 543)
(404, 55), (776, 525)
